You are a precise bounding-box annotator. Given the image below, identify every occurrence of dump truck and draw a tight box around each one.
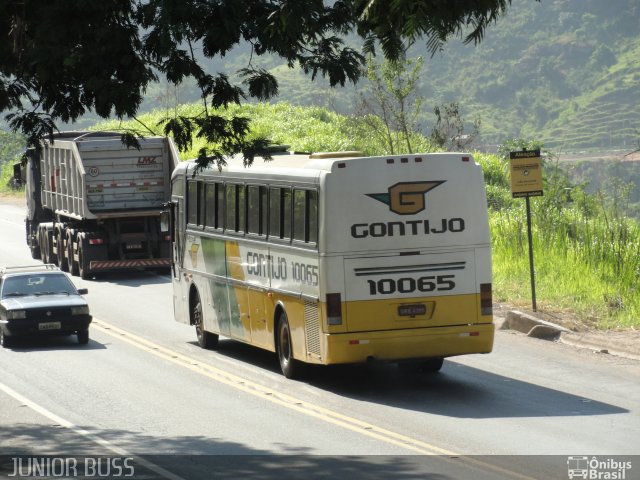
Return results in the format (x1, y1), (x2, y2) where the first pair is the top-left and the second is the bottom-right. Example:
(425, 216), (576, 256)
(18, 131), (180, 279)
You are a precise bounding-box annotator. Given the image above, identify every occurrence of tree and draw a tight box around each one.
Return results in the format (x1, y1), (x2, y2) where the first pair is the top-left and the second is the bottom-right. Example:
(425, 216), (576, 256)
(430, 102), (481, 151)
(1, 0), (524, 169)
(357, 56), (424, 154)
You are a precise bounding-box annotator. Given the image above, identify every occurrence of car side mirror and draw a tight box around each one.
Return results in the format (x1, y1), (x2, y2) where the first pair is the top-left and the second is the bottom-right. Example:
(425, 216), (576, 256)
(77, 288), (88, 295)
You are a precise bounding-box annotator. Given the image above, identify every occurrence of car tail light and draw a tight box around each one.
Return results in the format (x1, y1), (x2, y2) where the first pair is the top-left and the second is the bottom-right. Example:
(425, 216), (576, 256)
(89, 238), (104, 245)
(480, 283), (492, 315)
(326, 293), (342, 325)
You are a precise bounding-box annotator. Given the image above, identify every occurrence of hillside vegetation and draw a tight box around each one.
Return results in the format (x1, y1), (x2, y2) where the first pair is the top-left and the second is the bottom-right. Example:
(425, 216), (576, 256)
(92, 103), (640, 330)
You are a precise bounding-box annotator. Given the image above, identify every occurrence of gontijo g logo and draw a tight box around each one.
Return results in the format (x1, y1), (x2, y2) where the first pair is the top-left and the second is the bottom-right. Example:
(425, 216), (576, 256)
(366, 181), (445, 215)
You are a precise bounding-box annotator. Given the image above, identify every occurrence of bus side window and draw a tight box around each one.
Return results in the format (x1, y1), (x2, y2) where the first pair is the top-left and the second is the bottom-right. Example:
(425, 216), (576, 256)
(293, 189), (319, 244)
(198, 180), (206, 227)
(205, 183), (216, 228)
(269, 186), (292, 240)
(269, 187), (281, 238)
(248, 185), (267, 236)
(293, 189), (306, 241)
(216, 183), (224, 229)
(187, 181), (198, 225)
(308, 190), (318, 243)
(237, 184), (246, 233)
(225, 184), (237, 231)
(282, 187), (291, 240)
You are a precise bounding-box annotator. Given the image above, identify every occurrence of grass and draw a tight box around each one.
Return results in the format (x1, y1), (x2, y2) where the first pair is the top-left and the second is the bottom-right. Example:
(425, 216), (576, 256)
(488, 196), (640, 329)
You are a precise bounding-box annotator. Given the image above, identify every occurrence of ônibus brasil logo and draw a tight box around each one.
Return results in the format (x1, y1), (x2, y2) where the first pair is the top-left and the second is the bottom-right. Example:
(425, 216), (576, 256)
(366, 181), (445, 215)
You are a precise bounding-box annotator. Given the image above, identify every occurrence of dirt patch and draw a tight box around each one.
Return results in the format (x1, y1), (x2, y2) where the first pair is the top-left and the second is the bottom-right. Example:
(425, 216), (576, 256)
(0, 192), (25, 206)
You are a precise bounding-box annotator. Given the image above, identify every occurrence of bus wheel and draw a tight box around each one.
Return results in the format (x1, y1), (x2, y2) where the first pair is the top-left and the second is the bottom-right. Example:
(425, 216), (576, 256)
(399, 357), (444, 374)
(193, 292), (218, 349)
(421, 357), (444, 373)
(276, 311), (300, 379)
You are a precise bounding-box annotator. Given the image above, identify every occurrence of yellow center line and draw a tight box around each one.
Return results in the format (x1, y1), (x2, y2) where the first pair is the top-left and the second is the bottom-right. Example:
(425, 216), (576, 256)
(93, 319), (535, 480)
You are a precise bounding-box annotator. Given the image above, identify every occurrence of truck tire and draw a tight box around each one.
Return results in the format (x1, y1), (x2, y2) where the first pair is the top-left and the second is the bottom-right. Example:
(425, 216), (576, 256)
(78, 240), (91, 280)
(39, 228), (48, 264)
(27, 221), (41, 260)
(67, 232), (79, 276)
(57, 230), (69, 272)
(46, 230), (57, 265)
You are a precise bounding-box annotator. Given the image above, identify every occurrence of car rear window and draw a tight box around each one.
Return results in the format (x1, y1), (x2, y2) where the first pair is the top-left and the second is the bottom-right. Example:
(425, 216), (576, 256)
(1, 274), (77, 297)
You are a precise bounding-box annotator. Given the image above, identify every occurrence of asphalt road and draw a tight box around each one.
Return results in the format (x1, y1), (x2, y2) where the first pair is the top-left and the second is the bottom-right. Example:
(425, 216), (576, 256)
(1, 200), (639, 480)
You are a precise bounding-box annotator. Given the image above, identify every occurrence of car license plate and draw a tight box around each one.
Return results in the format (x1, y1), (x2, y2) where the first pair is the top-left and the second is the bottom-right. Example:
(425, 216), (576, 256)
(39, 321), (61, 331)
(126, 243), (142, 250)
(398, 304), (427, 317)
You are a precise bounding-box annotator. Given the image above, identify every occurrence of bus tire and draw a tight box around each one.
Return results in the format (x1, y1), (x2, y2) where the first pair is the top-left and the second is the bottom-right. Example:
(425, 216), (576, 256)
(276, 311), (300, 379)
(192, 291), (218, 349)
(399, 357), (444, 374)
(421, 357), (444, 373)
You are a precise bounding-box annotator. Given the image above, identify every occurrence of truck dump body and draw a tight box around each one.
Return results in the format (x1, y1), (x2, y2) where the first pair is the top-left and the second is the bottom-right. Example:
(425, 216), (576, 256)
(40, 134), (175, 219)
(22, 132), (180, 278)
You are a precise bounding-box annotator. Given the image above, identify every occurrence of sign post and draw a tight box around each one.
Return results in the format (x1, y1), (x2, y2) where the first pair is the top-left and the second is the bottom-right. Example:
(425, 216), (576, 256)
(509, 149), (543, 311)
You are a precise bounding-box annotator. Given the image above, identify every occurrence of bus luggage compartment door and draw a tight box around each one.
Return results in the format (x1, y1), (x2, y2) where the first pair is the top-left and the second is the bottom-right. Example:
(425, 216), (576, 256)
(343, 250), (479, 332)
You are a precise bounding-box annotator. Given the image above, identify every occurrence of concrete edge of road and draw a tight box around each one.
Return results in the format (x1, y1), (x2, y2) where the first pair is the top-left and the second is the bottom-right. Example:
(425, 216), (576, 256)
(498, 310), (640, 362)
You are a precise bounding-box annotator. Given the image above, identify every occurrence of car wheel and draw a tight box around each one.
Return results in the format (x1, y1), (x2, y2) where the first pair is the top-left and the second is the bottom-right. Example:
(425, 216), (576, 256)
(77, 330), (89, 345)
(1, 330), (14, 348)
(192, 291), (218, 349)
(276, 311), (300, 379)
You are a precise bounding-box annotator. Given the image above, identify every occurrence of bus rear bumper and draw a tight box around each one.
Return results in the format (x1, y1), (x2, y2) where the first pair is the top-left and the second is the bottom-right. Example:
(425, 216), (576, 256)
(323, 323), (494, 365)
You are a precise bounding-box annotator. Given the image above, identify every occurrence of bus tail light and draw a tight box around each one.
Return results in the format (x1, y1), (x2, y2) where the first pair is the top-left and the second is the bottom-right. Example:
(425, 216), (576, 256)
(326, 293), (342, 325)
(480, 283), (492, 315)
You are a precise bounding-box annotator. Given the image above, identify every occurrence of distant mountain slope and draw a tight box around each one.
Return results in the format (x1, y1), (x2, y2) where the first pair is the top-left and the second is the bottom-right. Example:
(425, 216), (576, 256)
(268, 0), (640, 152)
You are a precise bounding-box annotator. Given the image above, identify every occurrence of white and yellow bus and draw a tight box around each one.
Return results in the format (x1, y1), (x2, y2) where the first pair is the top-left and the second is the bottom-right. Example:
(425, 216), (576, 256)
(165, 150), (494, 378)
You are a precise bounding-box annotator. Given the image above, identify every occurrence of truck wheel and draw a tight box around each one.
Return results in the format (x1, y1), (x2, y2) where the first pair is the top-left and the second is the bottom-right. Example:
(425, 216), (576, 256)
(38, 228), (48, 263)
(276, 311), (300, 379)
(28, 222), (41, 260)
(47, 230), (57, 265)
(57, 231), (69, 272)
(68, 233), (79, 276)
(30, 243), (41, 260)
(192, 291), (218, 349)
(78, 243), (90, 280)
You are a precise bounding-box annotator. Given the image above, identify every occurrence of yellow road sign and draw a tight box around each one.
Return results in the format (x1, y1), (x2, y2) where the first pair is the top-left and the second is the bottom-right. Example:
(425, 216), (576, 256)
(510, 150), (543, 198)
